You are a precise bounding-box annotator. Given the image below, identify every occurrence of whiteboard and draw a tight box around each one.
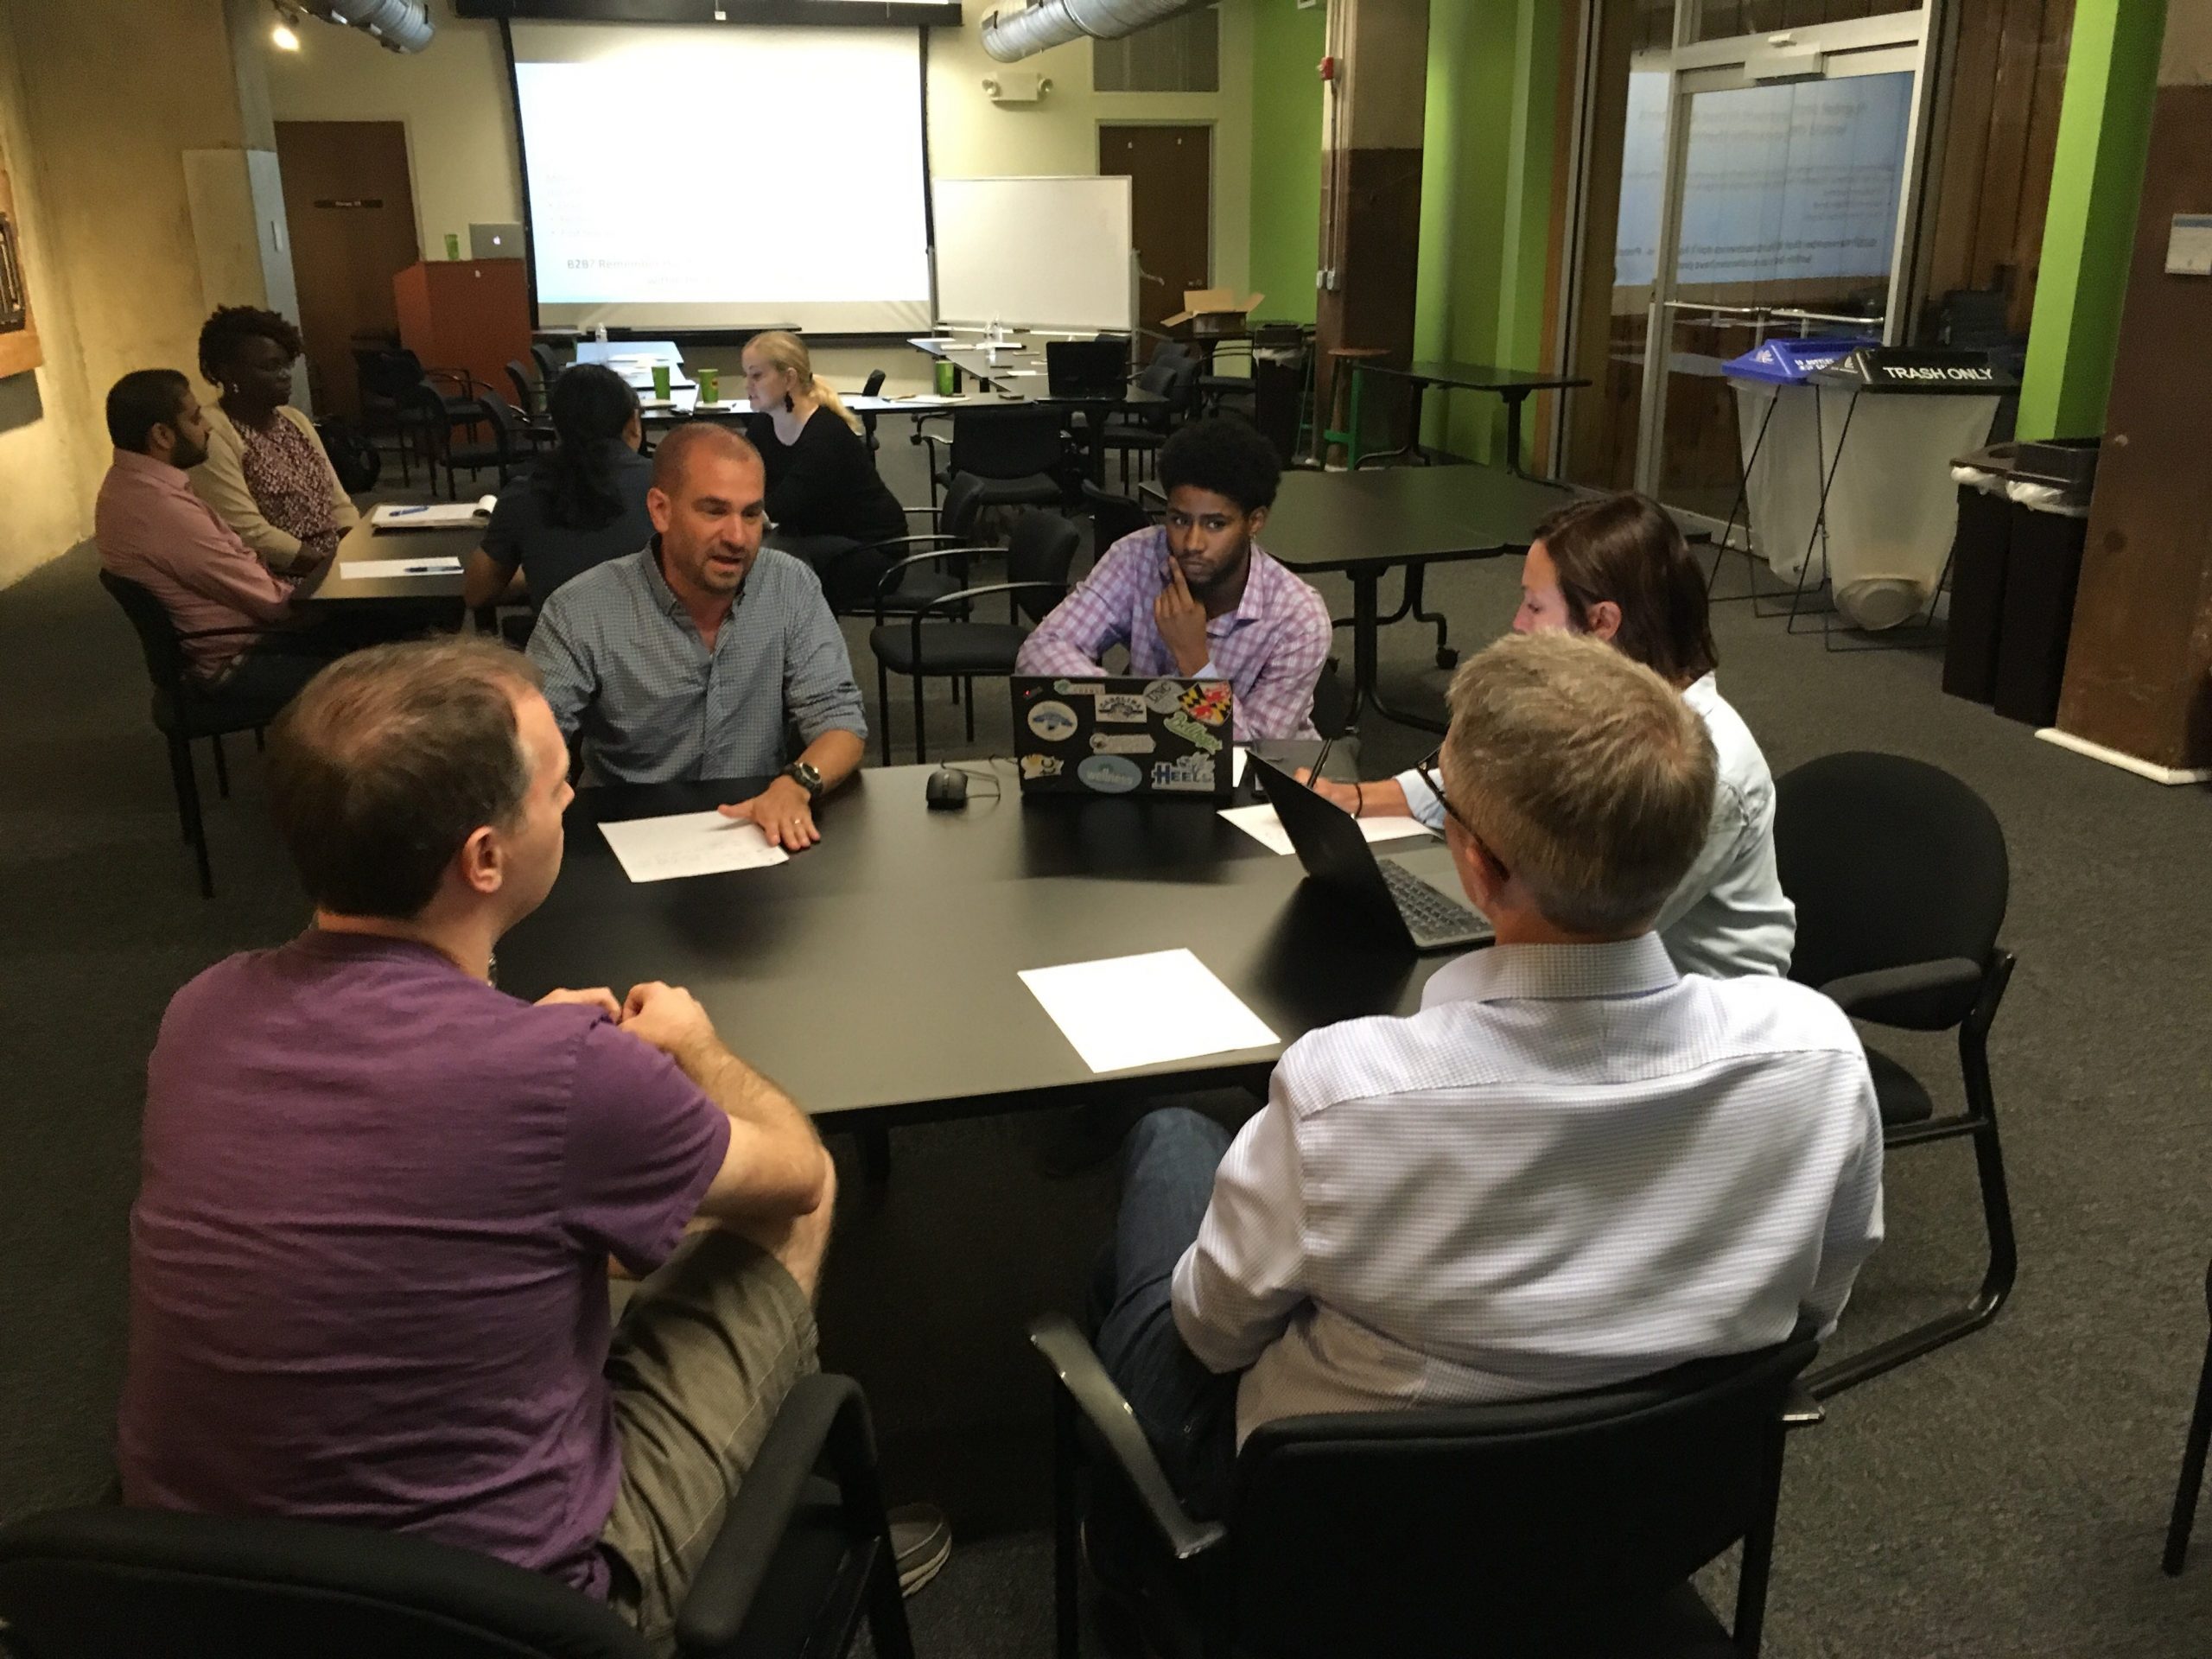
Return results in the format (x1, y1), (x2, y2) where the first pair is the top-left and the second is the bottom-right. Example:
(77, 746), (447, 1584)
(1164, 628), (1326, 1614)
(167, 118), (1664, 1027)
(933, 176), (1135, 332)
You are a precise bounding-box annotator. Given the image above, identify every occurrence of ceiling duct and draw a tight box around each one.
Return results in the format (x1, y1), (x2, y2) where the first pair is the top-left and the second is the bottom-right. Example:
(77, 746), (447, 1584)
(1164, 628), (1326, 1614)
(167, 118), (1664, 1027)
(979, 0), (1204, 63)
(298, 0), (435, 53)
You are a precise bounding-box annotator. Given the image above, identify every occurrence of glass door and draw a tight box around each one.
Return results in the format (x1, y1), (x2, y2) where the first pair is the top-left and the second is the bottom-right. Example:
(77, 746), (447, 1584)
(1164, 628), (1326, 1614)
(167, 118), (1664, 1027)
(1557, 4), (1935, 523)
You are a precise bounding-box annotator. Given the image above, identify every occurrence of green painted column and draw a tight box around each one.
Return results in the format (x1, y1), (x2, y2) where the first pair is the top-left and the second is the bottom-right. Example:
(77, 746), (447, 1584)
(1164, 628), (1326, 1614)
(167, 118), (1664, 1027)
(2016, 0), (2167, 441)
(1249, 0), (1330, 327)
(1413, 0), (1561, 462)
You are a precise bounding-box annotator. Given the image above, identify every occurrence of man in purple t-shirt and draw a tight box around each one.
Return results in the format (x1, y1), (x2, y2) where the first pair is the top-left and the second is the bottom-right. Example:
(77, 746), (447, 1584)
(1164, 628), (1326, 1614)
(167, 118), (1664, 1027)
(117, 638), (858, 1648)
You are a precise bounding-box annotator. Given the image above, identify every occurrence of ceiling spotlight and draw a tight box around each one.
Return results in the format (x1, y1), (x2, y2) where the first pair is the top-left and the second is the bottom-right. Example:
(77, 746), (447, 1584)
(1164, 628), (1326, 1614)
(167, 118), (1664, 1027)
(271, 3), (302, 48)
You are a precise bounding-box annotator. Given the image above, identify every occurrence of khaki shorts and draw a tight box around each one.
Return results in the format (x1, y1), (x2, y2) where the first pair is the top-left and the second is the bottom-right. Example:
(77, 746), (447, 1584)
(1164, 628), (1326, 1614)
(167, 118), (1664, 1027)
(598, 1229), (819, 1653)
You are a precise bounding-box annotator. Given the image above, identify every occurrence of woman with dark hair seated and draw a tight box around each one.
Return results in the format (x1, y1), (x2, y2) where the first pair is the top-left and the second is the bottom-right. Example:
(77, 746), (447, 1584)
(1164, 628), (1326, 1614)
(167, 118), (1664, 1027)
(190, 305), (360, 575)
(463, 363), (652, 611)
(1303, 491), (1795, 980)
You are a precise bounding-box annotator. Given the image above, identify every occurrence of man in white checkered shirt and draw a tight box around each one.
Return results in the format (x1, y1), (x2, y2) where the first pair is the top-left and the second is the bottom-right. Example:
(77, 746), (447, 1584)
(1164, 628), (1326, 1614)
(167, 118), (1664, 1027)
(1092, 631), (1884, 1514)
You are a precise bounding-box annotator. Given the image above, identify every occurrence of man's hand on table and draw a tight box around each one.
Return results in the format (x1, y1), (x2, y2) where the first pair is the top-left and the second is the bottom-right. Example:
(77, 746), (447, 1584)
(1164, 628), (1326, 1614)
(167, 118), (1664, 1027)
(718, 776), (820, 850)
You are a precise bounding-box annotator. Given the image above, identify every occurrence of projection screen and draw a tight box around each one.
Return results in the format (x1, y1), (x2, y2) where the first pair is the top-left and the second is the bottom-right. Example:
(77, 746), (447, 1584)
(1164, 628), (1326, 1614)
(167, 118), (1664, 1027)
(510, 21), (933, 333)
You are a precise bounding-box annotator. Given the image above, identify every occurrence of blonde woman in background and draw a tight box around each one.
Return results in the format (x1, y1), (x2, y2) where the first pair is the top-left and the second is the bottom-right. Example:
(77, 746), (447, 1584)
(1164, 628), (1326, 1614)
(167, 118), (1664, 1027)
(190, 306), (359, 576)
(740, 330), (906, 610)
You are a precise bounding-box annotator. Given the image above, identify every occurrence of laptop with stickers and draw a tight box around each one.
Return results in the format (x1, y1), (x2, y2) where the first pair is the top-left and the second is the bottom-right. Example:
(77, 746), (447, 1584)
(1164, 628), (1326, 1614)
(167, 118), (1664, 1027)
(1011, 676), (1236, 799)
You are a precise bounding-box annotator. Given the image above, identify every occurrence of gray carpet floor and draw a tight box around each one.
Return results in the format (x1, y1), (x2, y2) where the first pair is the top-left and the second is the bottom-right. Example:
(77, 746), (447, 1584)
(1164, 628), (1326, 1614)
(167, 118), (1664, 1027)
(5, 435), (2212, 1656)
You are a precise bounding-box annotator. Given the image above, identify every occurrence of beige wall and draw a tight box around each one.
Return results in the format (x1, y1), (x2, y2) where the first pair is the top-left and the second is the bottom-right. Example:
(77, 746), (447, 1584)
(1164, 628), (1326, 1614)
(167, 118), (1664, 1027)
(264, 0), (520, 259)
(2164, 0), (2212, 86)
(0, 0), (278, 589)
(265, 0), (1251, 308)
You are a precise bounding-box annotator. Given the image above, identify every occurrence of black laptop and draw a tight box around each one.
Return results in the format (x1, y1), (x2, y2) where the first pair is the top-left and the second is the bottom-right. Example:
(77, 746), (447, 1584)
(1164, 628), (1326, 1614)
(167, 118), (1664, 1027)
(1046, 338), (1129, 398)
(1013, 675), (1234, 798)
(1251, 756), (1492, 952)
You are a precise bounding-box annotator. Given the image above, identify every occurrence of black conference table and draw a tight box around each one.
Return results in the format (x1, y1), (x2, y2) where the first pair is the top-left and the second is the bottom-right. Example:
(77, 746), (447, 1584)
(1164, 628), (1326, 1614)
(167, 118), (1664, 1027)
(495, 761), (1459, 1138)
(1350, 359), (1592, 475)
(296, 518), (474, 626)
(1149, 462), (1582, 733)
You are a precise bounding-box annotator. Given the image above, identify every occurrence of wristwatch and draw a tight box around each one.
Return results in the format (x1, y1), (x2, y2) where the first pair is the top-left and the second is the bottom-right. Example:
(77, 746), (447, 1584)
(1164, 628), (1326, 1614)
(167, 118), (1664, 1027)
(781, 760), (824, 801)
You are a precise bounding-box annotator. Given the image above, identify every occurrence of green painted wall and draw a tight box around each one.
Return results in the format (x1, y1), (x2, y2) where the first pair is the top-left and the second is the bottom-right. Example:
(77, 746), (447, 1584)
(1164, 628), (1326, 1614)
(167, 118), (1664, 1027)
(1414, 0), (1561, 461)
(2017, 0), (2167, 440)
(1248, 0), (1329, 326)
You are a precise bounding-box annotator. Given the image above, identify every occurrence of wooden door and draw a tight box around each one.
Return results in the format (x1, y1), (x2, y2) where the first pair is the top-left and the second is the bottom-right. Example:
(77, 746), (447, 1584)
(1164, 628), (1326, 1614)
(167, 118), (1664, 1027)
(274, 121), (421, 420)
(1099, 125), (1212, 334)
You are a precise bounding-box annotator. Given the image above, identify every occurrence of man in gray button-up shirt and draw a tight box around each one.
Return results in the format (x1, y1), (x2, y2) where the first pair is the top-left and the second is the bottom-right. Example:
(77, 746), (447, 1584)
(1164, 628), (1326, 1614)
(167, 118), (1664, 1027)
(527, 424), (867, 850)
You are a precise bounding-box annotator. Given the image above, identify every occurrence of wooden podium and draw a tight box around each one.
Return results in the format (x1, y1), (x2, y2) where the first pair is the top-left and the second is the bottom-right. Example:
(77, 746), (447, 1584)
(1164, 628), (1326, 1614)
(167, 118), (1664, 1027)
(393, 258), (530, 397)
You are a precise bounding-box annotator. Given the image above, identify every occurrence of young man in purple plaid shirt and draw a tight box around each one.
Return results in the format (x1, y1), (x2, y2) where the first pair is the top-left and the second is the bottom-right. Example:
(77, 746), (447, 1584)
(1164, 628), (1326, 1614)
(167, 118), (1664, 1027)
(1016, 418), (1332, 741)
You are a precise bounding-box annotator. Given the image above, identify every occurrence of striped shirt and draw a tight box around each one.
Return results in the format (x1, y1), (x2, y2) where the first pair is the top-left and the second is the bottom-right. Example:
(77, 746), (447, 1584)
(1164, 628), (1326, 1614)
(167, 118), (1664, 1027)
(527, 543), (866, 785)
(1014, 528), (1333, 741)
(1171, 933), (1883, 1444)
(1399, 673), (1796, 978)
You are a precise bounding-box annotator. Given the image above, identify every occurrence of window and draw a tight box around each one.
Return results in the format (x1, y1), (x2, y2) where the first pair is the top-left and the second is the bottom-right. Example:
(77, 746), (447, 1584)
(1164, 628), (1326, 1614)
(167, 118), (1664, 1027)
(1092, 8), (1219, 93)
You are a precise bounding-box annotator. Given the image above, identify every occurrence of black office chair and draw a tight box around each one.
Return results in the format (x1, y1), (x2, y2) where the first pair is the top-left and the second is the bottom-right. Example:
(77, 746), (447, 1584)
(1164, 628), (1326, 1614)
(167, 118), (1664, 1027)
(858, 368), (887, 456)
(2164, 1257), (2212, 1575)
(846, 470), (991, 621)
(365, 349), (487, 486)
(0, 1376), (912, 1659)
(1771, 751), (2017, 1398)
(505, 359), (556, 453)
(1099, 346), (1200, 488)
(1080, 479), (1154, 555)
(530, 340), (563, 387)
(868, 510), (1082, 764)
(429, 396), (524, 501)
(1031, 1313), (1821, 1659)
(918, 406), (1067, 512)
(99, 571), (296, 899)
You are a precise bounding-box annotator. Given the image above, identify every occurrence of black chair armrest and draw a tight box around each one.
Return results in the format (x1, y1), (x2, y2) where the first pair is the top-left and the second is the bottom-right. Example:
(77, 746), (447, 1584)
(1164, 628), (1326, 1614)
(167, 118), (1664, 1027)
(174, 623), (286, 644)
(674, 1372), (888, 1654)
(899, 580), (1060, 647)
(1817, 957), (1984, 1022)
(1783, 1382), (1824, 1430)
(1027, 1313), (1227, 1562)
(871, 546), (998, 621)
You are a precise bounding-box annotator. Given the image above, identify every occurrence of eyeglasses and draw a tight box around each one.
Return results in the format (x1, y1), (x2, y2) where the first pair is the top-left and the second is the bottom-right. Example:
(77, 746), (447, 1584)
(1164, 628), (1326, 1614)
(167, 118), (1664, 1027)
(1410, 748), (1472, 836)
(1413, 748), (1505, 875)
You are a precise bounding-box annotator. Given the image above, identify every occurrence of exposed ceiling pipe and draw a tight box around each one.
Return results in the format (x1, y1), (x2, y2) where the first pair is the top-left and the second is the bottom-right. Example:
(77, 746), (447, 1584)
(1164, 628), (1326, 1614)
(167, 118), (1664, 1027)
(297, 0), (435, 53)
(980, 0), (1205, 63)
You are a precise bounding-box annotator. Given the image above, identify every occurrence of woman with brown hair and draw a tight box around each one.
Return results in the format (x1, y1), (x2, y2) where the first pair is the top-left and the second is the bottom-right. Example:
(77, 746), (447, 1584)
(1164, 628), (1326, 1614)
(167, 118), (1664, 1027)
(1307, 491), (1795, 977)
(189, 305), (359, 575)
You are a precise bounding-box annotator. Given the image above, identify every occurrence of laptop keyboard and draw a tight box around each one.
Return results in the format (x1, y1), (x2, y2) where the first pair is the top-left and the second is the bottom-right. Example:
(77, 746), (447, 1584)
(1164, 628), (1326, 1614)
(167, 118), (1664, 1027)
(1380, 858), (1492, 948)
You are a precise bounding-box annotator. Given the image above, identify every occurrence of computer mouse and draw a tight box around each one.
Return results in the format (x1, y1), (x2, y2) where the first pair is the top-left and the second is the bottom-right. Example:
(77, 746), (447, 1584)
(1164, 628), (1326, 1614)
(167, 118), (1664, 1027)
(925, 767), (969, 810)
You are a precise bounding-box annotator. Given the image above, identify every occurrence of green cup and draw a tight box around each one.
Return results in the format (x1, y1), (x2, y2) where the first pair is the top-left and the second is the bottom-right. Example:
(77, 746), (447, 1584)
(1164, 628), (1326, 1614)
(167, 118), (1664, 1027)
(443, 232), (461, 260)
(934, 359), (959, 397)
(696, 366), (720, 404)
(652, 364), (672, 402)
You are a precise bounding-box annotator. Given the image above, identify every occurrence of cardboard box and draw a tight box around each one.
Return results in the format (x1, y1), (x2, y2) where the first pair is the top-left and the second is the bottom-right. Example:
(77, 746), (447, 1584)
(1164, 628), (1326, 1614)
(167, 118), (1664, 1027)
(1162, 289), (1264, 337)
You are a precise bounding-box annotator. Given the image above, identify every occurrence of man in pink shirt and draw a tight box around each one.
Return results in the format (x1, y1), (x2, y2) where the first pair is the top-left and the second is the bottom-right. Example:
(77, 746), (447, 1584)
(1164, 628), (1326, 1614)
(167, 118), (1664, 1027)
(94, 369), (340, 715)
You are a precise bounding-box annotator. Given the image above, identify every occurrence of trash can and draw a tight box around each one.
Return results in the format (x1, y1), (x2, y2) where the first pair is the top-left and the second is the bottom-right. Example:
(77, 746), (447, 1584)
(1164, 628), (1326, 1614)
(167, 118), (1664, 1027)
(1809, 348), (2014, 631)
(1942, 446), (2015, 703)
(1992, 438), (2098, 727)
(1249, 322), (1308, 469)
(1723, 336), (1874, 587)
(1936, 439), (2097, 721)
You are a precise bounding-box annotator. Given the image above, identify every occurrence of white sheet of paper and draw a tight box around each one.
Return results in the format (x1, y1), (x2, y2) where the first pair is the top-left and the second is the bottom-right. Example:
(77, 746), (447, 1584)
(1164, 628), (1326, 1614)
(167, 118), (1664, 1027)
(337, 556), (464, 579)
(1217, 802), (1433, 857)
(597, 811), (790, 884)
(1232, 747), (1249, 786)
(1019, 949), (1279, 1075)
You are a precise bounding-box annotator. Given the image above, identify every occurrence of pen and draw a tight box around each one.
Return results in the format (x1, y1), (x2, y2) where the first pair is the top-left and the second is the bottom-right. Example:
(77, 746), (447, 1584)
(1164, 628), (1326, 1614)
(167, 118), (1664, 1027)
(1308, 734), (1337, 787)
(385, 505), (429, 517)
(402, 565), (446, 575)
